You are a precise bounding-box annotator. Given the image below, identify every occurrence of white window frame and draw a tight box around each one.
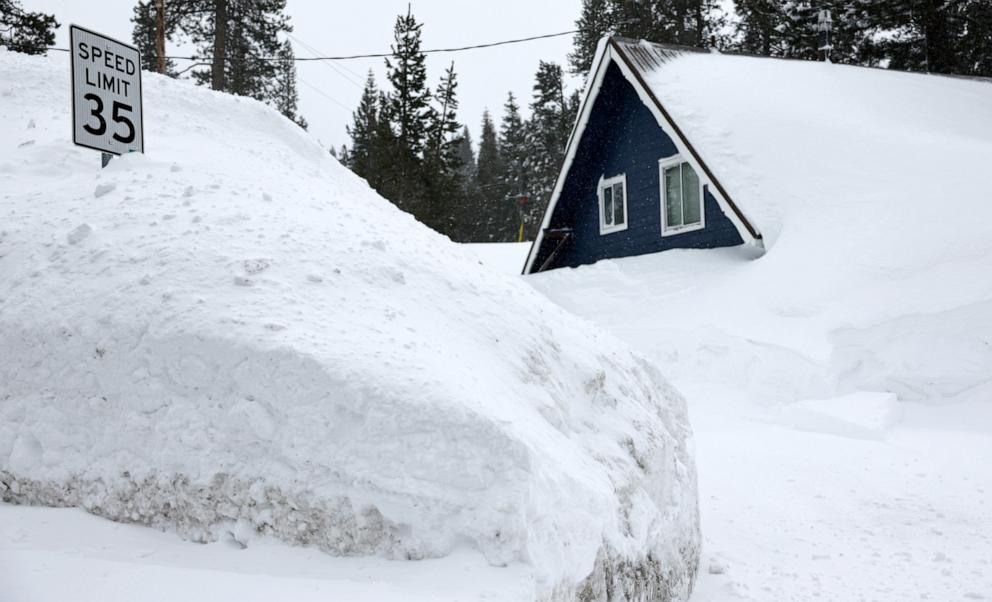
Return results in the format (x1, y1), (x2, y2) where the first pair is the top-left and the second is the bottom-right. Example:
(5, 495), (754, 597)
(659, 155), (706, 237)
(598, 173), (629, 235)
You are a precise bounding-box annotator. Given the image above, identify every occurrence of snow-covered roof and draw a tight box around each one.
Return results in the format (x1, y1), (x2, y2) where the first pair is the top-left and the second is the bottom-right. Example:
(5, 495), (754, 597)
(525, 36), (992, 274)
(621, 37), (992, 248)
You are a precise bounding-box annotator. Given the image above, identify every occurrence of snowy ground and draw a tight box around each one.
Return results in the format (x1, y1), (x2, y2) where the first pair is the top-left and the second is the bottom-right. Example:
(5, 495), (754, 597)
(0, 505), (533, 602)
(521, 248), (992, 601)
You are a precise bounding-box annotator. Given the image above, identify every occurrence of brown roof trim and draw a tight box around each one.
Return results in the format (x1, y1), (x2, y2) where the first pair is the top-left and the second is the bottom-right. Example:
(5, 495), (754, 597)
(608, 38), (763, 241)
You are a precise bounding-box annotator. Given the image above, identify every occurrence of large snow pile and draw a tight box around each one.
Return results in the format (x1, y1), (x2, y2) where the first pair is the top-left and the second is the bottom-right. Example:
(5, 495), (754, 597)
(0, 50), (699, 600)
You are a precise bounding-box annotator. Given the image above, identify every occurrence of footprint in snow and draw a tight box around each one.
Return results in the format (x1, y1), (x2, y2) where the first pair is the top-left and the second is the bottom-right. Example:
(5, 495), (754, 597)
(243, 258), (271, 275)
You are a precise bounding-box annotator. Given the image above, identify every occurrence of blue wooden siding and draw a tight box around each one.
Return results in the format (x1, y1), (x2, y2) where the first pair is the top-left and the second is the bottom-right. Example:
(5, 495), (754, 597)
(531, 62), (743, 272)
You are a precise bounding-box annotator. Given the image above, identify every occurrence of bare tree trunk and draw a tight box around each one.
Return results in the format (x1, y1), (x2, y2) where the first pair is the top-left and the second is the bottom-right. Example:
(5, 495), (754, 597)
(211, 0), (227, 91)
(154, 0), (166, 74)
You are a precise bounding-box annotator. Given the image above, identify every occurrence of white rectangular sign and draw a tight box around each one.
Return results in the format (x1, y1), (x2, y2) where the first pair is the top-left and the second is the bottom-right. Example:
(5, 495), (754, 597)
(70, 25), (144, 156)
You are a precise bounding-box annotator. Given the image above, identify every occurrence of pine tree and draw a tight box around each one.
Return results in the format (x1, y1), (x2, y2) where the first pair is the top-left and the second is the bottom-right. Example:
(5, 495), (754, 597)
(570, 0), (725, 74)
(372, 91), (402, 202)
(423, 63), (464, 235)
(272, 40), (307, 129)
(347, 70), (382, 181)
(384, 7), (431, 214)
(731, 1), (866, 64)
(0, 0), (58, 55)
(452, 125), (480, 242)
(476, 110), (513, 242)
(425, 63), (462, 178)
(733, 0), (787, 56)
(856, 0), (977, 75)
(456, 125), (477, 193)
(569, 0), (614, 74)
(526, 61), (571, 239)
(132, 0), (201, 74)
(499, 92), (532, 242)
(188, 0), (290, 100)
(960, 0), (992, 76)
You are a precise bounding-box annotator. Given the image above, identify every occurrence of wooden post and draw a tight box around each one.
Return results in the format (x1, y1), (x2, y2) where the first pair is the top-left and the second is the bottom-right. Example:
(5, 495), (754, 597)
(154, 0), (166, 74)
(211, 0), (227, 91)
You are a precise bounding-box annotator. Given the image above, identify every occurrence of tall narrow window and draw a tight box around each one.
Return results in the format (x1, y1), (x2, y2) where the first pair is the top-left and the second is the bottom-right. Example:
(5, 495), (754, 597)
(660, 157), (704, 235)
(599, 174), (628, 235)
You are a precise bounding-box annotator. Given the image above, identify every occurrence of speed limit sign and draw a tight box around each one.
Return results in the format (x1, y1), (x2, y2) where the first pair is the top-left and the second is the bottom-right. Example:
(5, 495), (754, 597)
(70, 25), (144, 157)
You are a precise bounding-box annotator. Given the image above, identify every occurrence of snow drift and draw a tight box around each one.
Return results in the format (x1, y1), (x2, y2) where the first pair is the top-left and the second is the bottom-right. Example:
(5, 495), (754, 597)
(0, 50), (698, 600)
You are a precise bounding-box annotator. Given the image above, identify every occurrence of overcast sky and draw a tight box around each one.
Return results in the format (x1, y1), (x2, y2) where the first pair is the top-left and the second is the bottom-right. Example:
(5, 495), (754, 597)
(27, 0), (582, 151)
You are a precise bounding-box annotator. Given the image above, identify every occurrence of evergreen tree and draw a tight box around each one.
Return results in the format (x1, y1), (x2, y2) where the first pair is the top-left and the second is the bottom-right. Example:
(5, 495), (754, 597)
(131, 0), (199, 74)
(569, 0), (613, 74)
(0, 0), (58, 55)
(960, 0), (992, 76)
(570, 0), (725, 74)
(384, 6), (431, 213)
(733, 0), (787, 56)
(187, 0), (290, 100)
(272, 40), (307, 129)
(347, 70), (382, 181)
(452, 125), (481, 242)
(526, 61), (571, 239)
(499, 92), (531, 242)
(456, 125), (477, 193)
(371, 91), (402, 202)
(856, 0), (978, 75)
(475, 110), (515, 242)
(730, 1), (865, 63)
(423, 63), (464, 235)
(425, 63), (462, 179)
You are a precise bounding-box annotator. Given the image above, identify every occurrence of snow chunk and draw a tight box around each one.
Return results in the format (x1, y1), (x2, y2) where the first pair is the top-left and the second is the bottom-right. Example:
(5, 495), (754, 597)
(94, 182), (116, 198)
(66, 223), (92, 245)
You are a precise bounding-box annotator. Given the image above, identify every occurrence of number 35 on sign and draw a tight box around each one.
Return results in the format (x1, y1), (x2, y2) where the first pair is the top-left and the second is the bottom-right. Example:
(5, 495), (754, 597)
(70, 25), (144, 156)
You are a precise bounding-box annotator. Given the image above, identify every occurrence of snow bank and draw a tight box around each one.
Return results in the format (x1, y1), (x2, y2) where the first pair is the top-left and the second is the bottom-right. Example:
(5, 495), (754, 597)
(0, 50), (698, 600)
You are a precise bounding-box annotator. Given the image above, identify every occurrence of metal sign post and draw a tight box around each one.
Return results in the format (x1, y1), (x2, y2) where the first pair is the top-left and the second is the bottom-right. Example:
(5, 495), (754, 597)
(69, 25), (144, 168)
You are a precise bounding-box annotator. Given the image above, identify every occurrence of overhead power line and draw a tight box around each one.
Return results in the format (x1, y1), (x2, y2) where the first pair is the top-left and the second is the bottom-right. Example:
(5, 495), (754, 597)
(32, 29), (582, 63)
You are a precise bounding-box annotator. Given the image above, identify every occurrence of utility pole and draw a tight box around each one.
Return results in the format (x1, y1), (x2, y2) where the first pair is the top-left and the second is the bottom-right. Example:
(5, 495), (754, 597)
(154, 0), (166, 74)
